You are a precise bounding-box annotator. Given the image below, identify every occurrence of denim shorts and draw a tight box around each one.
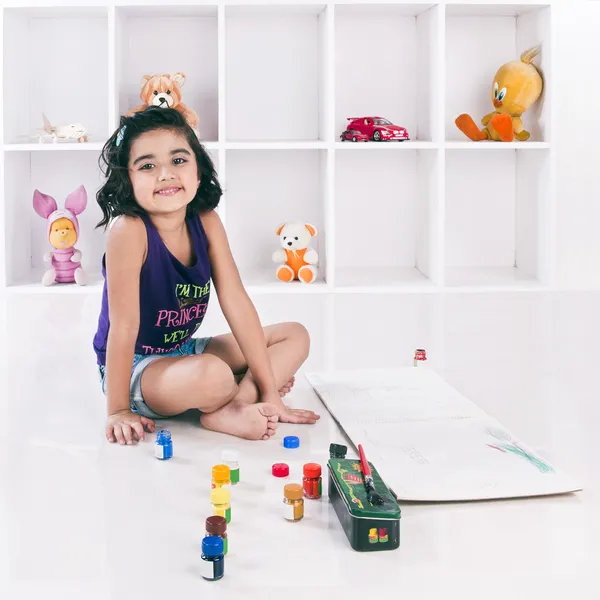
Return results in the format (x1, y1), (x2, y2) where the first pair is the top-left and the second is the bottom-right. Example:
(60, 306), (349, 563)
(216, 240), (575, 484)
(98, 336), (213, 419)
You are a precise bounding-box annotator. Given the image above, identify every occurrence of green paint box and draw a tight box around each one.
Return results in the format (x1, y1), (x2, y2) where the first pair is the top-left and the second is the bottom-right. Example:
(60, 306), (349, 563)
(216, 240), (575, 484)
(327, 458), (401, 552)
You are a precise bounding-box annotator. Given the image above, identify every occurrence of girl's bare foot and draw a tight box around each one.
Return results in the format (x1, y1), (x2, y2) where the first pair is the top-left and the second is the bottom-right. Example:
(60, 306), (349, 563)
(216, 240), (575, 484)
(279, 375), (295, 398)
(200, 402), (279, 441)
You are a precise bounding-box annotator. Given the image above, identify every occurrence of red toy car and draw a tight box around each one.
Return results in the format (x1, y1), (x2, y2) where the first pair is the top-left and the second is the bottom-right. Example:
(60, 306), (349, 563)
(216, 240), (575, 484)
(345, 117), (410, 142)
(340, 128), (369, 142)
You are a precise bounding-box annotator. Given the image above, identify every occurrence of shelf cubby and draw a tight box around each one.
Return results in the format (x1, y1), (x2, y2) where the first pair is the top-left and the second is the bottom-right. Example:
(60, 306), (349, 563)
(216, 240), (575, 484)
(4, 150), (105, 289)
(334, 148), (441, 291)
(225, 4), (329, 143)
(444, 148), (550, 289)
(335, 3), (441, 144)
(114, 5), (219, 142)
(224, 149), (328, 291)
(3, 7), (109, 146)
(445, 3), (551, 143)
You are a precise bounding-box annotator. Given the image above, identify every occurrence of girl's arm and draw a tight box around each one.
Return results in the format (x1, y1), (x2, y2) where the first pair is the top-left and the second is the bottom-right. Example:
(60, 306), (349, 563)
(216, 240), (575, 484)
(104, 217), (151, 442)
(200, 210), (278, 399)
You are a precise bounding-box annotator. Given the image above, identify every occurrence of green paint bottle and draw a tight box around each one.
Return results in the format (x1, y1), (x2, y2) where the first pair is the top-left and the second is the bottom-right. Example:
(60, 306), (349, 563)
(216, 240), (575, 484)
(221, 450), (240, 485)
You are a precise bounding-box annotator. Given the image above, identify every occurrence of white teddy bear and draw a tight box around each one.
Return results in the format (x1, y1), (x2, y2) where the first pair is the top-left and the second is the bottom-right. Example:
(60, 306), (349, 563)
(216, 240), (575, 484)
(272, 222), (319, 283)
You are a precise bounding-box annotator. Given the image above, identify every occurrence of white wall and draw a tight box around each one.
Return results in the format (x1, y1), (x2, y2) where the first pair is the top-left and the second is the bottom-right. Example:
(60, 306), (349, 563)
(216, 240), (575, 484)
(555, 0), (600, 288)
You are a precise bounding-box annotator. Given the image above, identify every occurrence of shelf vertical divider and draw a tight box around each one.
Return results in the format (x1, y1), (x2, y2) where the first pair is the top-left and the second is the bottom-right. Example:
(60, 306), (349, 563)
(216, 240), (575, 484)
(435, 2), (446, 290)
(0, 6), (5, 291)
(323, 3), (335, 290)
(546, 2), (557, 288)
(108, 5), (118, 136)
(217, 3), (227, 229)
(435, 2), (447, 373)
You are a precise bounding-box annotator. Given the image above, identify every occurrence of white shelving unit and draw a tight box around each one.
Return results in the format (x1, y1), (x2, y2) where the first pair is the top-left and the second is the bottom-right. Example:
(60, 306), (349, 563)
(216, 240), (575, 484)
(0, 0), (555, 296)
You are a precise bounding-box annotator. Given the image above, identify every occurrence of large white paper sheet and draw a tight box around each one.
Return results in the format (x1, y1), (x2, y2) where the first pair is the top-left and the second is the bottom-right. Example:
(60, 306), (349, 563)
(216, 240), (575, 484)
(306, 368), (582, 501)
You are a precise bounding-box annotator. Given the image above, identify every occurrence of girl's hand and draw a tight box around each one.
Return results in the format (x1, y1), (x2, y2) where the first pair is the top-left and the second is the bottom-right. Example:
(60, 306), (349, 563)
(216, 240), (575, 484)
(261, 391), (320, 424)
(106, 409), (155, 445)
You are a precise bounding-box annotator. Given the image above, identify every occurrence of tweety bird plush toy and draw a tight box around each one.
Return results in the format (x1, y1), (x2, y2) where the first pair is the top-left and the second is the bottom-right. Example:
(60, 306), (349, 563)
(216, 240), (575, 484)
(455, 45), (543, 142)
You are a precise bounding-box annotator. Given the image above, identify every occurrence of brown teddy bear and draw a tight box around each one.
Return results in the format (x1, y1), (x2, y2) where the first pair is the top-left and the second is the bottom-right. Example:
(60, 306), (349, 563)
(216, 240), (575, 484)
(127, 72), (199, 132)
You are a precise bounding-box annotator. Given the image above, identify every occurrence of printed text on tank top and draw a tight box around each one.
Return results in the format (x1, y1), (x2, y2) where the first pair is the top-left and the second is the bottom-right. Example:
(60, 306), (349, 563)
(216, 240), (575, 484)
(92, 212), (211, 365)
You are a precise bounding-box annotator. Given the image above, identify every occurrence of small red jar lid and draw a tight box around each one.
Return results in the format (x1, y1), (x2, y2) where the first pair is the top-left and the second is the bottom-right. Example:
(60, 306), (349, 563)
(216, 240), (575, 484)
(303, 463), (321, 478)
(272, 463), (290, 477)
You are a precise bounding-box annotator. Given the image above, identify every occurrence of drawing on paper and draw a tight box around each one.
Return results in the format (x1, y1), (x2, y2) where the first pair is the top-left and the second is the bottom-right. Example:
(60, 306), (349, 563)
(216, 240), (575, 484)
(306, 368), (581, 500)
(486, 427), (555, 473)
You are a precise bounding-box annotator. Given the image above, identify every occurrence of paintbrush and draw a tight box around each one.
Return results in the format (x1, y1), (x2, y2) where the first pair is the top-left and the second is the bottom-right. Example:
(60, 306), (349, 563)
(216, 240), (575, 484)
(358, 444), (384, 506)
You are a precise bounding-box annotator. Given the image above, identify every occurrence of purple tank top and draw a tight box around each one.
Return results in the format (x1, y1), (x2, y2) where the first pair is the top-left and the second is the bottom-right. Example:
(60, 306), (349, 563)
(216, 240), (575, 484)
(93, 213), (211, 366)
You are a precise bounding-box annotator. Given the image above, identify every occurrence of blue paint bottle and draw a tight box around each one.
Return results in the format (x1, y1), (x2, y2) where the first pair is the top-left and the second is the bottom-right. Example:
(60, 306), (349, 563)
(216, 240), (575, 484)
(283, 435), (300, 449)
(155, 430), (173, 460)
(201, 536), (225, 581)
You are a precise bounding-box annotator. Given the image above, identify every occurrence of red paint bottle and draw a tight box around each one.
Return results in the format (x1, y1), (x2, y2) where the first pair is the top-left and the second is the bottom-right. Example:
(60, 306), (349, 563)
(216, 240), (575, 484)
(414, 348), (427, 367)
(303, 463), (322, 499)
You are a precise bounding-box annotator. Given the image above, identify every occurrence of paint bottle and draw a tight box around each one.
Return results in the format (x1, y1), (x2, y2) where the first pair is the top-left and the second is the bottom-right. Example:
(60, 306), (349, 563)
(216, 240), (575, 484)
(283, 483), (304, 522)
(272, 463), (290, 478)
(205, 515), (228, 556)
(221, 450), (240, 485)
(283, 436), (300, 449)
(414, 348), (427, 367)
(211, 487), (231, 524)
(201, 536), (225, 581)
(302, 463), (322, 499)
(211, 464), (231, 489)
(155, 430), (173, 460)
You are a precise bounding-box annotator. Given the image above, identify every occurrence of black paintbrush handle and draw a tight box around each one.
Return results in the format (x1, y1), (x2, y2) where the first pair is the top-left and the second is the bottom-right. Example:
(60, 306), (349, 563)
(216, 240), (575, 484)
(364, 474), (385, 505)
(364, 474), (376, 490)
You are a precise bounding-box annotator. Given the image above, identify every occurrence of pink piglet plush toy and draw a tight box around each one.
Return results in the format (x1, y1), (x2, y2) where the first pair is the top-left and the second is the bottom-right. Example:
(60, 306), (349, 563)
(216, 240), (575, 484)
(33, 185), (87, 286)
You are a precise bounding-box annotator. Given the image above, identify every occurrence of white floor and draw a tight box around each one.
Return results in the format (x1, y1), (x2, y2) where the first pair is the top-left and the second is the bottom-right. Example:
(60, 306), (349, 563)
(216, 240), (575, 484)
(1, 291), (598, 599)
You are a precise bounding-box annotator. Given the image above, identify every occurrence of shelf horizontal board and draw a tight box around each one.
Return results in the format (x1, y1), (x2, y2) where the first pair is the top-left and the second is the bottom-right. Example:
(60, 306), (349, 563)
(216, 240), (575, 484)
(2, 6), (107, 17)
(4, 142), (106, 152)
(334, 3), (437, 17)
(335, 266), (437, 293)
(4, 141), (220, 152)
(444, 266), (545, 290)
(4, 281), (333, 296)
(335, 141), (438, 150)
(225, 141), (328, 150)
(117, 5), (217, 18)
(5, 268), (331, 295)
(4, 268), (547, 295)
(239, 267), (330, 293)
(6, 272), (104, 295)
(5, 281), (550, 296)
(247, 282), (330, 294)
(446, 3), (550, 18)
(445, 141), (550, 150)
(226, 4), (327, 17)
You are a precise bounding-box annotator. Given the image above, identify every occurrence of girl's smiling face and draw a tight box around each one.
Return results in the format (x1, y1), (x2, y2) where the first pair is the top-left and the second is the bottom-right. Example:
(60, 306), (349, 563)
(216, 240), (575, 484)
(128, 128), (200, 216)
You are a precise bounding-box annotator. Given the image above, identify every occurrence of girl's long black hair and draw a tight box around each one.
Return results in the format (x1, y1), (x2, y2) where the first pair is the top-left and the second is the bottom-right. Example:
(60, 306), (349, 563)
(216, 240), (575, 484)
(96, 106), (222, 229)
